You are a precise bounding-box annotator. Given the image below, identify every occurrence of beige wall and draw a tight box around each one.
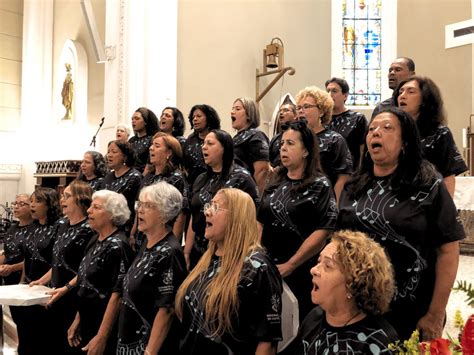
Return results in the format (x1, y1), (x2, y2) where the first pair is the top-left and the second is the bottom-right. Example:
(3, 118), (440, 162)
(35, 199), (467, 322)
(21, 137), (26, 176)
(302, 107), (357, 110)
(0, 0), (23, 132)
(398, 0), (472, 156)
(177, 0), (332, 135)
(53, 0), (105, 124)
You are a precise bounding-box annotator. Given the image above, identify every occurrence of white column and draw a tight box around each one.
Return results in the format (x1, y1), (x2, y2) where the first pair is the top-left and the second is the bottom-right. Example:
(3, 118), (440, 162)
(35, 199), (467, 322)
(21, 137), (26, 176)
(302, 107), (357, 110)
(19, 0), (54, 192)
(100, 0), (178, 154)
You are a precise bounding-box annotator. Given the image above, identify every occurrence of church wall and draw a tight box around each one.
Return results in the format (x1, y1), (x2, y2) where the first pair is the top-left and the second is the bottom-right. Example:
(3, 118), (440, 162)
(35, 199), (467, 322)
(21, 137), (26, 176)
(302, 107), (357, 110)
(53, 0), (105, 127)
(398, 0), (472, 163)
(177, 0), (332, 136)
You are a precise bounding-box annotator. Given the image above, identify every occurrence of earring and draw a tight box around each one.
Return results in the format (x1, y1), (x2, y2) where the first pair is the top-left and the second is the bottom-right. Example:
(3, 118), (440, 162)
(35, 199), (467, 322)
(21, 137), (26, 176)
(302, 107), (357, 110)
(346, 293), (352, 300)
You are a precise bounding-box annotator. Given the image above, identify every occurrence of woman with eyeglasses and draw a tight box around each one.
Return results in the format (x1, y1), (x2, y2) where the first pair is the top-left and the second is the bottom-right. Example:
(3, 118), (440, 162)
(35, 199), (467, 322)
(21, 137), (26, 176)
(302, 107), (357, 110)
(67, 190), (134, 354)
(30, 180), (95, 354)
(133, 133), (189, 248)
(176, 188), (282, 355)
(78, 150), (108, 191)
(295, 86), (353, 202)
(183, 104), (221, 185)
(231, 97), (270, 194)
(117, 182), (187, 354)
(0, 194), (34, 341)
(257, 120), (337, 322)
(184, 129), (258, 270)
(16, 187), (62, 355)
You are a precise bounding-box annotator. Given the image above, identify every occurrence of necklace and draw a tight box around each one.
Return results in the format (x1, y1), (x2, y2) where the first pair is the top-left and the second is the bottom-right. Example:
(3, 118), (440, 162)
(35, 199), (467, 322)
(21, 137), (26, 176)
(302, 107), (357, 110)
(343, 311), (361, 327)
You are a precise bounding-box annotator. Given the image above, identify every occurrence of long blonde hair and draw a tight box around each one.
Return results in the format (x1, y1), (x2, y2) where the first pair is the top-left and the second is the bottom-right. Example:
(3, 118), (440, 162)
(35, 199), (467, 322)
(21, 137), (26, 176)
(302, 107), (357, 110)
(175, 188), (261, 337)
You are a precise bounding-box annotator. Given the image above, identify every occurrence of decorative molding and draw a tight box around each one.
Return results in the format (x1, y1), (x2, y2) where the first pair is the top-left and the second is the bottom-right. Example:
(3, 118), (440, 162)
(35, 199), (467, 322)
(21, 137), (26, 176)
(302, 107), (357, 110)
(34, 160), (81, 175)
(445, 19), (474, 49)
(117, 0), (125, 122)
(0, 164), (22, 181)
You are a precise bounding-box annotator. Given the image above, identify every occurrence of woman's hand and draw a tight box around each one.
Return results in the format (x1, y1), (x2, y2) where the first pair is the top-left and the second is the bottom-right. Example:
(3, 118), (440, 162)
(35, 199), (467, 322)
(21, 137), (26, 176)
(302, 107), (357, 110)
(28, 279), (44, 287)
(417, 311), (444, 340)
(46, 287), (68, 307)
(276, 262), (295, 278)
(0, 265), (13, 276)
(68, 315), (82, 347)
(82, 334), (106, 355)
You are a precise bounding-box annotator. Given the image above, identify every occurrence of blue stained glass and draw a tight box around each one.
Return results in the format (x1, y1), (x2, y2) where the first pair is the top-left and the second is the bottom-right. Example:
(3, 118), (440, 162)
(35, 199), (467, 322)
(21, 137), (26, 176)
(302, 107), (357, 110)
(341, 0), (382, 106)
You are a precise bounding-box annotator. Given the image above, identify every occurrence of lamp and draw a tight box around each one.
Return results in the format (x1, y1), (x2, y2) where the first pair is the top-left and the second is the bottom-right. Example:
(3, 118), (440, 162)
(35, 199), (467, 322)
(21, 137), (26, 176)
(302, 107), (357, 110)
(256, 38), (295, 103)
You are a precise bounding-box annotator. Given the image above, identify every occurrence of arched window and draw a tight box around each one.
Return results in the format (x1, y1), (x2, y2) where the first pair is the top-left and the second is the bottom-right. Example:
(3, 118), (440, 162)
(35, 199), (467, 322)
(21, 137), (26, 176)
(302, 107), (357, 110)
(331, 0), (397, 107)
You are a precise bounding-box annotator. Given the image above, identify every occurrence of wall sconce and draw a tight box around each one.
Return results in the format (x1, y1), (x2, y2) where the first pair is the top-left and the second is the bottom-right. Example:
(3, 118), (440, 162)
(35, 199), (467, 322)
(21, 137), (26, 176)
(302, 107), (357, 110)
(256, 37), (295, 103)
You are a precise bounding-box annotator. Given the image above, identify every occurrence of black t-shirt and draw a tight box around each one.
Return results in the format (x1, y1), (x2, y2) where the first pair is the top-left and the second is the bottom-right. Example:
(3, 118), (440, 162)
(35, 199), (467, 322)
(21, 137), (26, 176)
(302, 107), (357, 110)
(233, 128), (269, 176)
(51, 218), (95, 288)
(269, 132), (283, 168)
(104, 168), (142, 219)
(316, 129), (353, 187)
(77, 230), (134, 300)
(293, 307), (398, 355)
(117, 233), (187, 354)
(87, 176), (105, 191)
(421, 126), (468, 177)
(338, 176), (465, 339)
(141, 169), (189, 212)
(258, 174), (337, 265)
(3, 222), (34, 285)
(183, 133), (206, 185)
(190, 166), (259, 255)
(129, 135), (153, 173)
(179, 250), (282, 355)
(328, 110), (368, 170)
(21, 220), (58, 283)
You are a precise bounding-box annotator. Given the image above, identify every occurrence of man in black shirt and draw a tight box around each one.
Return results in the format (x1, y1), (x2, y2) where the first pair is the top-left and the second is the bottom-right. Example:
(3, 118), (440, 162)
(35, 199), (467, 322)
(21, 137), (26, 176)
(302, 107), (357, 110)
(372, 57), (415, 118)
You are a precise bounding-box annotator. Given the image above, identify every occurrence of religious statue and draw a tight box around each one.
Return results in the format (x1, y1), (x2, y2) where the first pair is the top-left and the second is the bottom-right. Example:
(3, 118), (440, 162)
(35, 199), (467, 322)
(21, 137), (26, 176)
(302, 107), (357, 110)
(61, 63), (74, 120)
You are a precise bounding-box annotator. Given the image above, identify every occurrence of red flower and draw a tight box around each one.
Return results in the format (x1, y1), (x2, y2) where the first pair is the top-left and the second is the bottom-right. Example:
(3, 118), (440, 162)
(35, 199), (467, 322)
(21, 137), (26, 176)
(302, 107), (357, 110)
(420, 338), (451, 354)
(462, 314), (474, 353)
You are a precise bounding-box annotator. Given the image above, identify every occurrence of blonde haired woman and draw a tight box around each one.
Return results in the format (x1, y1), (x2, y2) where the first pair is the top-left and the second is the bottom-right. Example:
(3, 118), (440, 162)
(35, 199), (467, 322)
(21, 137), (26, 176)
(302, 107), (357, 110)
(176, 188), (282, 355)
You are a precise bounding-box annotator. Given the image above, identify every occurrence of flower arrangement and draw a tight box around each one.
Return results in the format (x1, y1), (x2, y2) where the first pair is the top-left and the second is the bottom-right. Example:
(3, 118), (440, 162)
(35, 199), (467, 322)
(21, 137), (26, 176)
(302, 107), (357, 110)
(388, 281), (474, 354)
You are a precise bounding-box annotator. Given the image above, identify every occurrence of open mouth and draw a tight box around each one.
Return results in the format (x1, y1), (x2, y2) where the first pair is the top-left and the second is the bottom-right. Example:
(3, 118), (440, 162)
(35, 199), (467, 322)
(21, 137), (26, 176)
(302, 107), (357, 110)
(206, 221), (213, 228)
(231, 116), (236, 122)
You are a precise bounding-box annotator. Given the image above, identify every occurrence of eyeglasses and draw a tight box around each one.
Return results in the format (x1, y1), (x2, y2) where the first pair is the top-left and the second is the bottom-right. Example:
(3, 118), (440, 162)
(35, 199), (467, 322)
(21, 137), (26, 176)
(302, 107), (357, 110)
(279, 108), (294, 114)
(296, 104), (318, 111)
(136, 201), (157, 211)
(204, 202), (227, 215)
(12, 202), (30, 208)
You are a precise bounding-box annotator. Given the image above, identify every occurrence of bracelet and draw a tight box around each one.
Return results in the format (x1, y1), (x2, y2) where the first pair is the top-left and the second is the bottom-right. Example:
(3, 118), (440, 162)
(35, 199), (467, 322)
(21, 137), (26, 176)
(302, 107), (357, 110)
(64, 282), (75, 291)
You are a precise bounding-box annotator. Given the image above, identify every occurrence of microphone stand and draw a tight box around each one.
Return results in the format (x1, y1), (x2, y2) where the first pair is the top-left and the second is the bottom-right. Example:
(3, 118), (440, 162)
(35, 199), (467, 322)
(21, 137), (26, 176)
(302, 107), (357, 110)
(90, 117), (105, 147)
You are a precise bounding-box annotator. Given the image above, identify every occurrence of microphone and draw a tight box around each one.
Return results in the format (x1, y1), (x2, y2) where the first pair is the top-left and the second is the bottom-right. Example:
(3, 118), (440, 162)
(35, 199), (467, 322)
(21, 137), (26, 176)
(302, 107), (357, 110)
(90, 116), (106, 147)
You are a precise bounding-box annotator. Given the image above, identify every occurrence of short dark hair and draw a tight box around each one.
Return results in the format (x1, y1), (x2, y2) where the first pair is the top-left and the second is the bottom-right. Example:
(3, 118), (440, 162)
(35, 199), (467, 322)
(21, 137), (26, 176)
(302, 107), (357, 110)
(163, 106), (186, 137)
(397, 57), (415, 72)
(78, 151), (108, 181)
(31, 187), (62, 224)
(325, 77), (350, 95)
(68, 180), (93, 215)
(188, 104), (221, 131)
(108, 140), (136, 168)
(135, 107), (160, 136)
(347, 107), (438, 198)
(393, 75), (446, 136)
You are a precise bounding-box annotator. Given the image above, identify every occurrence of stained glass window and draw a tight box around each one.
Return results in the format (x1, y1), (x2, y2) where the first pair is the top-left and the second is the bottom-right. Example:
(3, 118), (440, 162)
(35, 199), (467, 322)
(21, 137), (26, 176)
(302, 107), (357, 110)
(341, 0), (382, 106)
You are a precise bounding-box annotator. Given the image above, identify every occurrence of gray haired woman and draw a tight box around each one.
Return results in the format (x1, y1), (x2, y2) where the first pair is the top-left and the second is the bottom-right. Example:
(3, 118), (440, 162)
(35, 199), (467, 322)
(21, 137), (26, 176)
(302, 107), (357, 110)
(117, 181), (187, 354)
(67, 190), (134, 355)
